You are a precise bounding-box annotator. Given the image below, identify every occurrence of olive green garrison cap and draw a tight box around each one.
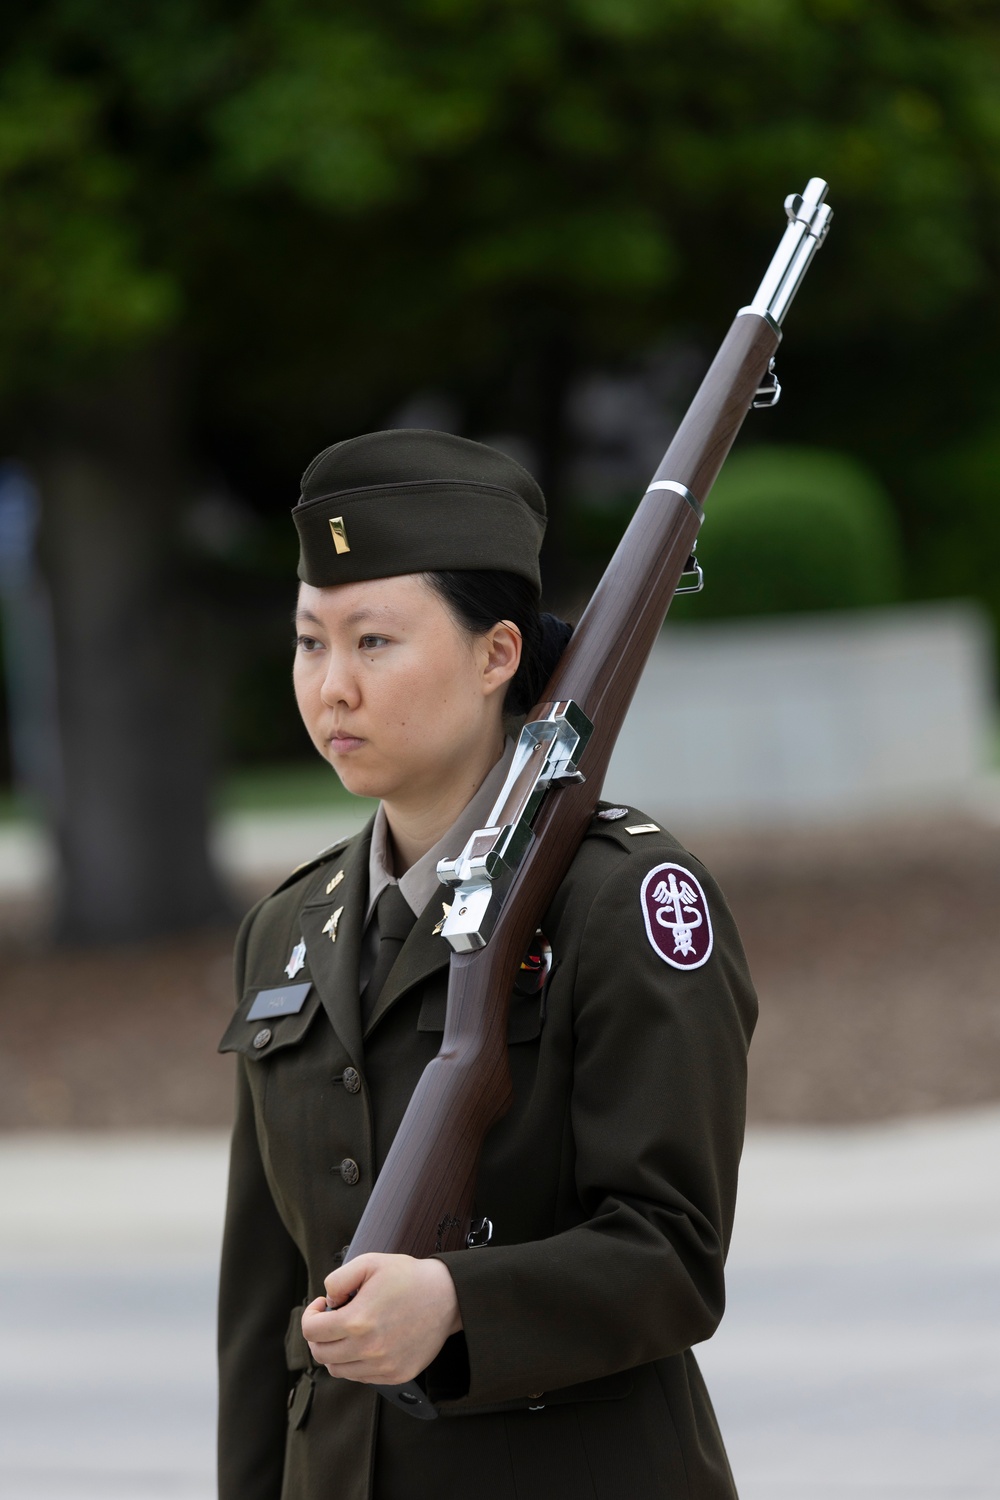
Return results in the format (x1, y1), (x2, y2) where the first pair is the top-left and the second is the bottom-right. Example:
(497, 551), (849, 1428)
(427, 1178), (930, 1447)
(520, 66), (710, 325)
(293, 429), (547, 592)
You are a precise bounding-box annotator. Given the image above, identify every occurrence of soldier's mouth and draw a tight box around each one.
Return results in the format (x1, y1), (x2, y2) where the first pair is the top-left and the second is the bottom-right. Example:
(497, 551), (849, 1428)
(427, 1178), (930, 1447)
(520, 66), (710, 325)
(328, 734), (366, 754)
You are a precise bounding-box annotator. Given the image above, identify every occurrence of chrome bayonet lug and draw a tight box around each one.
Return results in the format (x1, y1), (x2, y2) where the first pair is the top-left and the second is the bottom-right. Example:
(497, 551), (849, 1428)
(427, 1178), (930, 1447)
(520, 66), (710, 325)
(674, 549), (704, 596)
(437, 701), (594, 952)
(752, 358), (782, 409)
(738, 176), (832, 329)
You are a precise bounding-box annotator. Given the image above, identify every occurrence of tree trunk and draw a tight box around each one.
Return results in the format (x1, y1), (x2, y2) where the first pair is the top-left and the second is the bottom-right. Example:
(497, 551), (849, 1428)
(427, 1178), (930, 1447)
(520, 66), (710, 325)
(32, 351), (232, 944)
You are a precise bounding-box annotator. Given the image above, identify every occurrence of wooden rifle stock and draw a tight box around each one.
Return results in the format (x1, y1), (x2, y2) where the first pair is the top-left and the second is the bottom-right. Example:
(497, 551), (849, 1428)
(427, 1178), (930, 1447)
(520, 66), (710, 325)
(344, 180), (832, 1417)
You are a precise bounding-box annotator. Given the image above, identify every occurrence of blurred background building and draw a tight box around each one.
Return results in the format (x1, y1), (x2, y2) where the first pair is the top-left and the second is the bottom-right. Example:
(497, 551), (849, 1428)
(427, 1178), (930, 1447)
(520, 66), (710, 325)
(0, 3), (998, 1498)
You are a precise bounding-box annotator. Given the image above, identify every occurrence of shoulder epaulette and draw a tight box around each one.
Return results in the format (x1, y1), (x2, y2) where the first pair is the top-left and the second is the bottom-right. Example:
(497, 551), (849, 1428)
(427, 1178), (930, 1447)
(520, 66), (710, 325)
(265, 835), (355, 900)
(588, 803), (681, 853)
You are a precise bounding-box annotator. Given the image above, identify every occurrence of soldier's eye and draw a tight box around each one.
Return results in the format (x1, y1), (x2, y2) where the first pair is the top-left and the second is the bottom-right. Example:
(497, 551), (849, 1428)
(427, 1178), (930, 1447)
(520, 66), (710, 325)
(359, 634), (390, 650)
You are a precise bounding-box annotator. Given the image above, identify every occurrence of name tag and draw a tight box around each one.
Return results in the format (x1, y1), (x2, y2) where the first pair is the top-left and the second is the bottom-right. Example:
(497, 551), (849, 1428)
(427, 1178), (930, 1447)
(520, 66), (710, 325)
(247, 982), (312, 1021)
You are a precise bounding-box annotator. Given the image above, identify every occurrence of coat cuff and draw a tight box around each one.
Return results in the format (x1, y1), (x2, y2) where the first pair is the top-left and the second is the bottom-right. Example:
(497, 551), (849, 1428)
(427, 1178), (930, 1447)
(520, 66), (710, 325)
(431, 1245), (549, 1405)
(423, 1331), (470, 1403)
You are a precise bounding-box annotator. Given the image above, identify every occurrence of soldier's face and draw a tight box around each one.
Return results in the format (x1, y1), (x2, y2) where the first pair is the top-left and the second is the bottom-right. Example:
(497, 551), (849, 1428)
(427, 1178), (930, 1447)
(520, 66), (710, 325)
(293, 575), (520, 808)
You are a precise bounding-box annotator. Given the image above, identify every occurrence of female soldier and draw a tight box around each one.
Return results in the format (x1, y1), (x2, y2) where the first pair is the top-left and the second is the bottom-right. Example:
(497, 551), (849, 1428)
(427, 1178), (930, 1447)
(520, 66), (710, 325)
(218, 428), (756, 1500)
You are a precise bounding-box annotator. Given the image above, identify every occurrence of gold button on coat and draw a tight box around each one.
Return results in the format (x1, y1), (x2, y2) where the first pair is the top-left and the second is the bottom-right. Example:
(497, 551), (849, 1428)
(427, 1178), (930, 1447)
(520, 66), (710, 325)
(342, 1067), (361, 1094)
(340, 1158), (360, 1186)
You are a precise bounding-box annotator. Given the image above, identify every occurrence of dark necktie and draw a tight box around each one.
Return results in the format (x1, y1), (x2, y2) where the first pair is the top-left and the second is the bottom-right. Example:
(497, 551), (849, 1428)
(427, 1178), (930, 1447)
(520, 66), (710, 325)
(361, 882), (417, 1022)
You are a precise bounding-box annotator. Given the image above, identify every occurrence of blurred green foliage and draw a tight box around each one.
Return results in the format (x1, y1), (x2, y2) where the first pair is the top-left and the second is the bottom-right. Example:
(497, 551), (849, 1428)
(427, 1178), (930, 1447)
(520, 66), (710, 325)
(1, 0), (1000, 768)
(904, 421), (1000, 631)
(675, 446), (903, 619)
(3, 1), (1000, 408)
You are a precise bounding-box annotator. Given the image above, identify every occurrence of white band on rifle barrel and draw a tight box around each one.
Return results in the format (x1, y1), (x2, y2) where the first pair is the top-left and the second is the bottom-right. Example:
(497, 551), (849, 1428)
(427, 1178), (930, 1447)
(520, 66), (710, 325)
(645, 480), (699, 509)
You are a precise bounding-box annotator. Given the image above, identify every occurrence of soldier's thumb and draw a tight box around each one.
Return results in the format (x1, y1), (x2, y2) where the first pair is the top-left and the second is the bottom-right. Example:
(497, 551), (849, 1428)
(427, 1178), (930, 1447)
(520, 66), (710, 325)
(323, 1255), (371, 1309)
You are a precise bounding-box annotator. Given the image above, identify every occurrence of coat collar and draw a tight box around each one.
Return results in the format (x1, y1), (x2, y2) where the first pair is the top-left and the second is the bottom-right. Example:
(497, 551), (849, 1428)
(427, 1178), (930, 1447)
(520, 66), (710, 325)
(298, 819), (453, 1059)
(353, 741), (516, 1040)
(299, 816), (374, 1069)
(363, 885), (453, 1038)
(365, 737), (517, 925)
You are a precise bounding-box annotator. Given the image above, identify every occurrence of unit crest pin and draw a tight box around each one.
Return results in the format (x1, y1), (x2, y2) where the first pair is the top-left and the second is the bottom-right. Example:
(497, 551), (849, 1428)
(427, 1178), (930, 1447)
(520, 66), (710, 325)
(322, 906), (344, 943)
(284, 939), (307, 979)
(598, 807), (629, 821)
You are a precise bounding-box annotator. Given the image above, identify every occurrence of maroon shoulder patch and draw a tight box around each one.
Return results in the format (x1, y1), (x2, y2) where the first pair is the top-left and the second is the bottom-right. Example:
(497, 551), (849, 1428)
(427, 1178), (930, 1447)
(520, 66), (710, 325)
(640, 862), (713, 970)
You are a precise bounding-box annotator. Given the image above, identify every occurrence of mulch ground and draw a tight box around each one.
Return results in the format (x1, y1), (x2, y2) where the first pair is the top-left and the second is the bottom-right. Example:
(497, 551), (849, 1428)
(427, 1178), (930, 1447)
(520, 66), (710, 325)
(1, 812), (999, 1130)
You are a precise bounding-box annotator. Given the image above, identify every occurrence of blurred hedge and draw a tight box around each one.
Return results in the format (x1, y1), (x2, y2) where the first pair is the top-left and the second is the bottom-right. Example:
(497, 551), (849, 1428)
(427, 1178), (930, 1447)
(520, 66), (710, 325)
(673, 446), (903, 621)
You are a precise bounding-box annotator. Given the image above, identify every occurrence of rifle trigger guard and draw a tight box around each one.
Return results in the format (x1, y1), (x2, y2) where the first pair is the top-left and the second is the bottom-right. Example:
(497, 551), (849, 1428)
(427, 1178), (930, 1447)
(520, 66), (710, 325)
(436, 700), (594, 953)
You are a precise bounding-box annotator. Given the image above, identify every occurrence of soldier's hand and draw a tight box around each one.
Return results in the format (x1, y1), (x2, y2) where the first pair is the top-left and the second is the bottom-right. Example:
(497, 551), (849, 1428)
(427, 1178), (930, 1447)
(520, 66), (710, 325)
(302, 1253), (463, 1385)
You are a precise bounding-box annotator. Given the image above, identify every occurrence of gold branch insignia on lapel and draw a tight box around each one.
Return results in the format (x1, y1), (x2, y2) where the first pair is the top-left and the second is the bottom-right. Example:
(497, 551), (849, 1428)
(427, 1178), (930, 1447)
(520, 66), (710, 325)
(432, 902), (452, 936)
(322, 906), (344, 942)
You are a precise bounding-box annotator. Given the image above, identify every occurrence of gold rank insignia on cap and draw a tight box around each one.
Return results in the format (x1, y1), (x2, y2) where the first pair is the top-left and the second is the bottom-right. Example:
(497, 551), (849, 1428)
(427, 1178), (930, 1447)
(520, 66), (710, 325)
(329, 516), (350, 554)
(322, 906), (344, 942)
(625, 823), (660, 835)
(326, 869), (344, 895)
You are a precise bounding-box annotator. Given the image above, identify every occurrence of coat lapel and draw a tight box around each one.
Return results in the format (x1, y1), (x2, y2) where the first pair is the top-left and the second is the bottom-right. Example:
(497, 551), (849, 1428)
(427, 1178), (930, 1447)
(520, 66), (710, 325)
(363, 885), (453, 1039)
(299, 817), (374, 1069)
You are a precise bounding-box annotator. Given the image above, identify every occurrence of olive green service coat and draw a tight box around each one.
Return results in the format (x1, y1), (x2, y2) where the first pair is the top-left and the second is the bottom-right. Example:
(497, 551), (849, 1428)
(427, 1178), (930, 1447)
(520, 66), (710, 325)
(218, 807), (757, 1500)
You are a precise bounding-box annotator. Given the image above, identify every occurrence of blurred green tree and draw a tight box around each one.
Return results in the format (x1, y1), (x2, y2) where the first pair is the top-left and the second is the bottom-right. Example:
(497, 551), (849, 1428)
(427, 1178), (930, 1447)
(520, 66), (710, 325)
(1, 0), (999, 938)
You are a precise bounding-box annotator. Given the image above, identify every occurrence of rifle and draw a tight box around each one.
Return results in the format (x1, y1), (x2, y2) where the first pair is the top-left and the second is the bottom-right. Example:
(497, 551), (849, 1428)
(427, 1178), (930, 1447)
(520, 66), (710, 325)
(344, 178), (833, 1418)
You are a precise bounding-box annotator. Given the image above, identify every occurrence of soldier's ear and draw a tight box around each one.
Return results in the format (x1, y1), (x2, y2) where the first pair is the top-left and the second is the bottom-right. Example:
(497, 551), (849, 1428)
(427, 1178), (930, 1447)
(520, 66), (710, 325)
(480, 620), (521, 696)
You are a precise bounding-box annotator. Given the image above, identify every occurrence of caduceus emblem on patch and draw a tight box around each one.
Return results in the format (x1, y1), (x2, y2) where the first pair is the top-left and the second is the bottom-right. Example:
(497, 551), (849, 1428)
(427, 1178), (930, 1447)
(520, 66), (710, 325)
(640, 862), (714, 970)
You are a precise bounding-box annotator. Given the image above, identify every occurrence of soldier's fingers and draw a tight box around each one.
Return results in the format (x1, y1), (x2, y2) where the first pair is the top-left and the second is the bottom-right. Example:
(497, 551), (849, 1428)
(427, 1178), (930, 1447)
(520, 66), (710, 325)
(307, 1333), (382, 1371)
(343, 1357), (421, 1385)
(323, 1255), (371, 1307)
(301, 1298), (351, 1345)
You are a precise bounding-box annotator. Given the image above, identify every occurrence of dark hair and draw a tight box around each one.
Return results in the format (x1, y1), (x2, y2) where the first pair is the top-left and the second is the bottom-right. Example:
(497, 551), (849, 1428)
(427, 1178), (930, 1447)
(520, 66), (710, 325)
(425, 571), (573, 716)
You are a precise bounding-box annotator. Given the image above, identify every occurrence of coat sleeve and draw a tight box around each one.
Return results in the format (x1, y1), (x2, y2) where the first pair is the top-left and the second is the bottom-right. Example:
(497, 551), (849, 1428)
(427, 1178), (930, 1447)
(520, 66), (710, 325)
(434, 847), (757, 1407)
(218, 910), (308, 1500)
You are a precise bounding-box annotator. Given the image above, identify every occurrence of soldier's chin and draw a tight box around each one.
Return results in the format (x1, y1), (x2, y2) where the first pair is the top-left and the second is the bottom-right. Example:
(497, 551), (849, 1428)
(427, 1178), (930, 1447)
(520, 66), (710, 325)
(328, 755), (383, 802)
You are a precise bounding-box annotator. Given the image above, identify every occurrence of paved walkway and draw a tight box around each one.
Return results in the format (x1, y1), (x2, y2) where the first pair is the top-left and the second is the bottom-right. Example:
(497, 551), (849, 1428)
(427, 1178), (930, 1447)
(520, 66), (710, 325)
(1, 1110), (998, 1499)
(699, 1110), (1000, 1500)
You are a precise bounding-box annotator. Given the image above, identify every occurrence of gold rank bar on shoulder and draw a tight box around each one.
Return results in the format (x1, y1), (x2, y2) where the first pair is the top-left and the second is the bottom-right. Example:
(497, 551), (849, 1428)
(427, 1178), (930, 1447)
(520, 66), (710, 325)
(625, 823), (660, 835)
